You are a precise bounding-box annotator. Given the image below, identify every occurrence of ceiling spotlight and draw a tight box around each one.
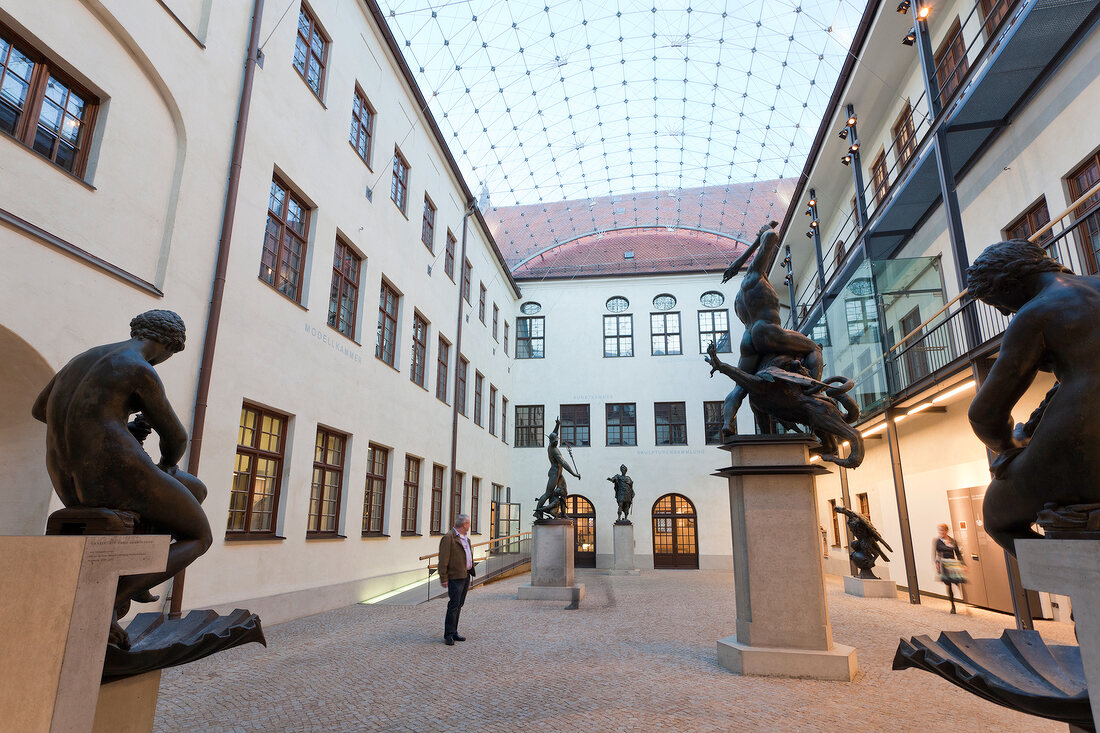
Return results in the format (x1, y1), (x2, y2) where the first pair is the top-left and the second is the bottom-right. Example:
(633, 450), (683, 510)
(805, 207), (813, 216)
(838, 128), (848, 140)
(805, 231), (814, 239)
(808, 198), (817, 207)
(783, 275), (792, 286)
(902, 29), (916, 45)
(896, 0), (910, 12)
(918, 6), (930, 19)
(849, 143), (860, 153)
(810, 220), (819, 228)
(847, 115), (857, 126)
(841, 155), (851, 166)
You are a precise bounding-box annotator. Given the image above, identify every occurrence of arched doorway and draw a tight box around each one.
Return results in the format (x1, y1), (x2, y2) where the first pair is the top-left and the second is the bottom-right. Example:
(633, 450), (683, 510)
(652, 494), (698, 569)
(564, 495), (596, 568)
(0, 324), (55, 535)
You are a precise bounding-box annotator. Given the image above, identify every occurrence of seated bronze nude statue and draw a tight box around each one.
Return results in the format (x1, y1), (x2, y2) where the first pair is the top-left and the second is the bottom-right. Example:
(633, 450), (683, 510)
(966, 239), (1100, 555)
(32, 310), (212, 649)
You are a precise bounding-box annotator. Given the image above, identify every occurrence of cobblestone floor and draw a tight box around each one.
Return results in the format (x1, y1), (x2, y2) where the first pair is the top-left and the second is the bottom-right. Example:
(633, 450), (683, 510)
(155, 570), (1077, 732)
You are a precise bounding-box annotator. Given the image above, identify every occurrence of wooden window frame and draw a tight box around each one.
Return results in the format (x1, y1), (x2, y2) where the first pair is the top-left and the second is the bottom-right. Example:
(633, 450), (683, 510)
(516, 316), (545, 359)
(328, 239), (361, 340)
(492, 304), (499, 340)
(421, 195), (436, 252)
(362, 444), (389, 536)
(410, 312), (428, 387)
(349, 86), (374, 166)
(462, 259), (472, 304)
(828, 499), (842, 547)
(450, 471), (464, 529)
(504, 321), (510, 356)
(501, 396), (509, 444)
(489, 385), (498, 435)
(456, 356), (469, 416)
(376, 280), (400, 367)
(391, 146), (410, 215)
(402, 455), (420, 535)
(703, 401), (730, 445)
(650, 312), (682, 356)
(654, 402), (688, 446)
(227, 403), (288, 537)
(515, 404), (545, 448)
(430, 464), (445, 535)
(980, 0), (1018, 40)
(436, 335), (450, 403)
(471, 477), (481, 534)
(934, 19), (969, 109)
(603, 314), (634, 357)
(871, 148), (889, 207)
(892, 101), (916, 171)
(697, 310), (730, 354)
(1005, 197), (1051, 243)
(444, 230), (457, 280)
(606, 403), (637, 447)
(261, 176), (310, 303)
(307, 427), (346, 536)
(478, 283), (487, 323)
(559, 404), (591, 447)
(293, 2), (329, 99)
(473, 372), (484, 426)
(1068, 152), (1100, 274)
(857, 492), (871, 520)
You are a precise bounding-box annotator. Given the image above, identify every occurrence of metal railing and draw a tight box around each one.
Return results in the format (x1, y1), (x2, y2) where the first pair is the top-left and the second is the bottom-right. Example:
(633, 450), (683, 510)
(419, 530), (532, 601)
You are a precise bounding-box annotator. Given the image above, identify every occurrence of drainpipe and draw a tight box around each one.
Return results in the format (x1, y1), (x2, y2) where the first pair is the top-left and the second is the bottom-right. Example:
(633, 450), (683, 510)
(449, 204), (472, 525)
(172, 0), (265, 617)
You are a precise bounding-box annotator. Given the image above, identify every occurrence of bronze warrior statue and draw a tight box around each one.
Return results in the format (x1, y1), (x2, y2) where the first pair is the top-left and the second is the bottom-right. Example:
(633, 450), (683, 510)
(533, 417), (580, 520)
(607, 464), (634, 523)
(966, 239), (1100, 555)
(833, 505), (892, 579)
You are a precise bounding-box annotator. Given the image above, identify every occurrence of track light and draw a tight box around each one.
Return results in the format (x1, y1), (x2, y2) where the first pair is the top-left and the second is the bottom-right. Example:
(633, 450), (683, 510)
(805, 231), (814, 239)
(849, 143), (859, 153)
(808, 198), (816, 207)
(783, 275), (792, 286)
(841, 154), (851, 166)
(805, 207), (813, 216)
(902, 29), (916, 45)
(810, 220), (819, 228)
(896, 0), (910, 12)
(846, 114), (857, 127)
(918, 6), (930, 19)
(782, 256), (792, 267)
(838, 128), (848, 140)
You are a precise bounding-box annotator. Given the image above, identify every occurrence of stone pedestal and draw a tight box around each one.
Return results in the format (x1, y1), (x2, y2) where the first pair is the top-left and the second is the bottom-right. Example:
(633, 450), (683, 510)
(609, 522), (640, 575)
(518, 519), (585, 603)
(92, 670), (161, 733)
(714, 436), (858, 681)
(843, 575), (897, 598)
(0, 535), (169, 733)
(1015, 539), (1100, 726)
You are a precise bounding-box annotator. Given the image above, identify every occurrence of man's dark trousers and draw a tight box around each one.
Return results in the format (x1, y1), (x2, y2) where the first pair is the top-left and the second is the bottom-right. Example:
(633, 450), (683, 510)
(444, 574), (470, 639)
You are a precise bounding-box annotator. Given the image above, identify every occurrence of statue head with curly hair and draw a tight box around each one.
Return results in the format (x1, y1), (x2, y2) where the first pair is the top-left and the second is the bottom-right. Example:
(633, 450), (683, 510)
(966, 239), (1071, 314)
(129, 310), (186, 353)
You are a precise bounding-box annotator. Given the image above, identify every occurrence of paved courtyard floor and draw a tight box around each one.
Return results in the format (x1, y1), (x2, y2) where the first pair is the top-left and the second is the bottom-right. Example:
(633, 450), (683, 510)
(155, 570), (1077, 732)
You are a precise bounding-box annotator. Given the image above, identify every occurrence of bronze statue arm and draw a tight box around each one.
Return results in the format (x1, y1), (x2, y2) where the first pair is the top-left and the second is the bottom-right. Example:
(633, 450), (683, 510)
(31, 373), (56, 423)
(722, 240), (760, 283)
(135, 367), (189, 469)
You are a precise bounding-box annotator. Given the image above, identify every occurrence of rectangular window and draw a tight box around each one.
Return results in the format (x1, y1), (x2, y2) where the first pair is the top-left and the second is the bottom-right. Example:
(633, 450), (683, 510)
(0, 31), (98, 176)
(228, 404), (287, 535)
(871, 149), (889, 207)
(376, 280), (399, 367)
(857, 492), (871, 520)
(559, 404), (591, 447)
(456, 357), (469, 416)
(655, 402), (687, 445)
(450, 471), (464, 528)
(430, 464), (445, 534)
(293, 3), (328, 98)
(462, 259), (472, 304)
(934, 19), (969, 108)
(445, 231), (456, 280)
(829, 499), (842, 547)
(261, 177), (309, 302)
(606, 403), (637, 446)
(473, 372), (484, 426)
(892, 102), (916, 170)
(410, 312), (428, 387)
(436, 336), (450, 402)
(308, 427), (345, 535)
(650, 312), (682, 355)
(349, 87), (374, 164)
(489, 385), (498, 435)
(421, 196), (436, 252)
(703, 401), (729, 445)
(362, 444), (388, 535)
(492, 304), (499, 340)
(328, 239), (361, 339)
(504, 322), (510, 355)
(402, 455), (420, 535)
(603, 314), (633, 357)
(471, 477), (481, 533)
(391, 146), (409, 214)
(1006, 198), (1051, 244)
(697, 310), (730, 353)
(479, 283), (487, 323)
(516, 316), (545, 358)
(980, 0), (1017, 38)
(515, 405), (544, 447)
(845, 297), (878, 345)
(1068, 153), (1100, 273)
(501, 396), (509, 444)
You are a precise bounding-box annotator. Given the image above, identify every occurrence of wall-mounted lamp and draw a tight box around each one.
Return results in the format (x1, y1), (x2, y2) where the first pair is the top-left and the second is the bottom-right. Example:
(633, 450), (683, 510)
(918, 6), (930, 19)
(841, 154), (852, 166)
(902, 29), (916, 45)
(846, 114), (857, 126)
(808, 198), (817, 207)
(805, 207), (813, 216)
(849, 143), (860, 153)
(896, 0), (910, 12)
(838, 128), (849, 140)
(805, 231), (814, 239)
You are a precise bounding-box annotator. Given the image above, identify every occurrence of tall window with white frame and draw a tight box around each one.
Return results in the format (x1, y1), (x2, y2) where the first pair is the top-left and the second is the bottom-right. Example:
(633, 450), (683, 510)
(293, 3), (328, 99)
(516, 316), (545, 358)
(489, 385), (497, 435)
(261, 178), (309, 302)
(349, 87), (373, 165)
(391, 146), (409, 214)
(651, 312), (682, 355)
(436, 336), (450, 403)
(362, 444), (388, 536)
(228, 404), (287, 535)
(376, 281), (399, 367)
(430, 464), (445, 534)
(559, 404), (590, 447)
(604, 314), (633, 357)
(421, 196), (436, 252)
(515, 405), (544, 447)
(471, 477), (481, 533)
(473, 372), (484, 426)
(697, 309), (730, 353)
(308, 427), (345, 535)
(410, 313), (428, 387)
(606, 403), (637, 446)
(456, 357), (469, 416)
(328, 240), (361, 339)
(655, 402), (687, 445)
(402, 455), (420, 535)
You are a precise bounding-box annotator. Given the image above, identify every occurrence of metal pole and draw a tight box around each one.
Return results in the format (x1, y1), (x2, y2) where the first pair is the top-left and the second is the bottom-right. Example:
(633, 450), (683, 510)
(885, 406), (921, 603)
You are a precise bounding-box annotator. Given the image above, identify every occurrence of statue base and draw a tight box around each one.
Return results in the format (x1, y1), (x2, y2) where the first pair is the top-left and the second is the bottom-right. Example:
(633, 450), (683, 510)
(518, 520), (584, 604)
(609, 522), (639, 575)
(843, 575), (897, 598)
(92, 670), (161, 733)
(713, 435), (858, 681)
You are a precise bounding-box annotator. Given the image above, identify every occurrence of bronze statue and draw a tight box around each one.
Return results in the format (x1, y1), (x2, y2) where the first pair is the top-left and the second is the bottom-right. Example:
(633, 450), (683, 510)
(966, 238), (1100, 555)
(607, 464), (634, 523)
(533, 417), (580, 520)
(833, 505), (892, 579)
(32, 311), (213, 649)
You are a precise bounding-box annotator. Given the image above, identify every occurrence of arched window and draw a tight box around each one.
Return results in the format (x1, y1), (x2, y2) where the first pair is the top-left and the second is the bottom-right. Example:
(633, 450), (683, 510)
(652, 494), (698, 569)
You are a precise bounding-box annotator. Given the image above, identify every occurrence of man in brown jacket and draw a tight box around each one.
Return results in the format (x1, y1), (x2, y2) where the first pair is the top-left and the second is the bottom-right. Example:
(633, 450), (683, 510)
(439, 513), (476, 645)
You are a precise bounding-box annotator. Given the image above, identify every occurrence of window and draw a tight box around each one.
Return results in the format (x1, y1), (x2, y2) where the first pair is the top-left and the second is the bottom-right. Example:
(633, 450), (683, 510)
(376, 281), (400, 366)
(462, 259), (472, 304)
(604, 314), (633, 357)
(451, 471), (464, 528)
(516, 316), (545, 358)
(697, 310), (730, 353)
(650, 312), (682, 355)
(293, 3), (328, 98)
(479, 283), (487, 323)
(655, 402), (687, 445)
(845, 297), (878, 345)
(501, 396), (509, 443)
(456, 357), (469, 416)
(492, 304), (499, 340)
(402, 455), (420, 535)
(436, 336), (450, 402)
(606, 296), (630, 312)
(474, 372), (484, 426)
(515, 405), (545, 447)
(308, 427), (345, 535)
(892, 102), (916, 170)
(1006, 198), (1051, 244)
(606, 403), (637, 446)
(410, 313), (428, 387)
(836, 238), (848, 271)
(261, 177), (309, 302)
(489, 385), (498, 435)
(828, 499), (842, 547)
(871, 149), (889, 207)
(1068, 153), (1100, 273)
(430, 464), (445, 534)
(520, 301), (542, 314)
(0, 31), (98, 176)
(349, 87), (374, 164)
(559, 404), (590, 447)
(328, 240), (361, 339)
(228, 404), (287, 535)
(934, 19), (969, 108)
(504, 322), (510, 355)
(444, 231), (456, 280)
(391, 147), (409, 214)
(700, 291), (724, 308)
(362, 444), (388, 535)
(980, 0), (1018, 38)
(652, 294), (677, 310)
(703, 401), (730, 444)
(420, 196), (436, 251)
(857, 492), (871, 520)
(471, 477), (481, 533)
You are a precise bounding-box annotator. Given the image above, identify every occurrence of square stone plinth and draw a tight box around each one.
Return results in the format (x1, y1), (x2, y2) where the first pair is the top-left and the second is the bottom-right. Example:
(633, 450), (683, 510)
(92, 670), (161, 733)
(612, 522), (638, 573)
(517, 584), (585, 603)
(843, 575), (898, 598)
(717, 635), (858, 681)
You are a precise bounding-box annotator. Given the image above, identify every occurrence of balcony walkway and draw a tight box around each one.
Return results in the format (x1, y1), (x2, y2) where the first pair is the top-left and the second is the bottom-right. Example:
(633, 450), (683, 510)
(154, 569), (1076, 732)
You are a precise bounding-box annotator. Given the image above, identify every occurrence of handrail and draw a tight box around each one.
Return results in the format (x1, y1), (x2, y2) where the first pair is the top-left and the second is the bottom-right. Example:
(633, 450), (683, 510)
(419, 530), (532, 561)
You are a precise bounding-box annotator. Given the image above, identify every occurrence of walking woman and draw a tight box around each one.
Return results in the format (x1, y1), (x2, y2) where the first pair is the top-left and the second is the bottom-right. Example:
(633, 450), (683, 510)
(934, 523), (967, 613)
